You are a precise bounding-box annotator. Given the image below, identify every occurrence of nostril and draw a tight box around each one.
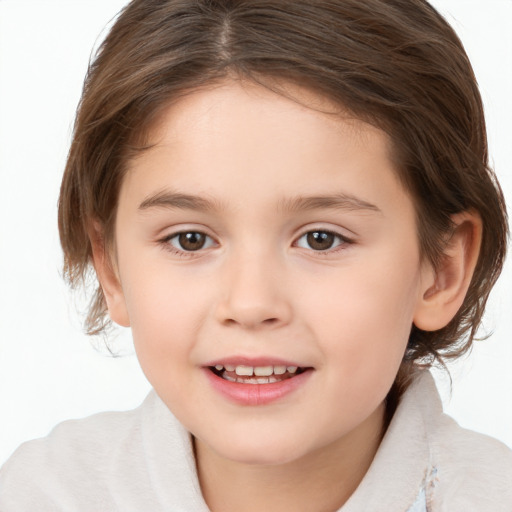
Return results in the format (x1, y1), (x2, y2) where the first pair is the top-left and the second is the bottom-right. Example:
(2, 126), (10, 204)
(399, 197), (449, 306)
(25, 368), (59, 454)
(215, 294), (293, 329)
(222, 315), (283, 329)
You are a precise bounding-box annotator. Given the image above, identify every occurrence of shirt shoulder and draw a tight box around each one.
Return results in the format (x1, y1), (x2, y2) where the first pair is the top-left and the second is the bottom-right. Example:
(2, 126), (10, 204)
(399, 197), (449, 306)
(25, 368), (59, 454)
(0, 404), (143, 511)
(0, 391), (207, 512)
(428, 410), (512, 511)
(329, 371), (511, 512)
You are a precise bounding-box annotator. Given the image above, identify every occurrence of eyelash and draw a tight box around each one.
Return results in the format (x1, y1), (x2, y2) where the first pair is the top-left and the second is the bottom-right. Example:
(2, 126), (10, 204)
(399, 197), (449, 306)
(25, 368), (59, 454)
(159, 228), (353, 258)
(294, 229), (352, 254)
(159, 231), (217, 259)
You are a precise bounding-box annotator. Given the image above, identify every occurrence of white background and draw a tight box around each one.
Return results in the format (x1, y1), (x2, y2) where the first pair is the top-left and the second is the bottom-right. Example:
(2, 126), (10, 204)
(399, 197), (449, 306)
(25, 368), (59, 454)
(0, 0), (511, 465)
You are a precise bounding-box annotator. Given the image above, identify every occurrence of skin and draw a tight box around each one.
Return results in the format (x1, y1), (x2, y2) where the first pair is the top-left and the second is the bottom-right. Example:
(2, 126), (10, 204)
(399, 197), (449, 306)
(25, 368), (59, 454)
(93, 79), (481, 511)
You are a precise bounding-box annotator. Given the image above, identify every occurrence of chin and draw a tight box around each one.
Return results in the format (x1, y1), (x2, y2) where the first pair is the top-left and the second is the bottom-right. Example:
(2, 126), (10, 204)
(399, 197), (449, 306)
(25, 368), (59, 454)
(204, 431), (314, 467)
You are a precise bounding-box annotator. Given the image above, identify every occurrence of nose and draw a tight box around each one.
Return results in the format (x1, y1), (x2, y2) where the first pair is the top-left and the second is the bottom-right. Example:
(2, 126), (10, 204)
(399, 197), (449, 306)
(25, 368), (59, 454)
(215, 251), (292, 330)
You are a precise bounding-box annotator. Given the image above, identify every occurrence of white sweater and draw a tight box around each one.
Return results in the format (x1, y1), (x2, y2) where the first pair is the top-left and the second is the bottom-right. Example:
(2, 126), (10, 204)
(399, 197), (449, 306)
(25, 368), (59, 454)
(1, 371), (511, 511)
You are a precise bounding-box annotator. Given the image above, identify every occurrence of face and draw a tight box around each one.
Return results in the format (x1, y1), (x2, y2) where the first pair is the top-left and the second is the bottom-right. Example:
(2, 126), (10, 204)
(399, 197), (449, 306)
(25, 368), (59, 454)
(109, 80), (431, 466)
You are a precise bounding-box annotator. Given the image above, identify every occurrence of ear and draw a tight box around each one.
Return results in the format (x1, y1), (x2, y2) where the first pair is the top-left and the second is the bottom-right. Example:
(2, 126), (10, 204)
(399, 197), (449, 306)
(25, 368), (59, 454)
(89, 221), (130, 327)
(413, 211), (482, 331)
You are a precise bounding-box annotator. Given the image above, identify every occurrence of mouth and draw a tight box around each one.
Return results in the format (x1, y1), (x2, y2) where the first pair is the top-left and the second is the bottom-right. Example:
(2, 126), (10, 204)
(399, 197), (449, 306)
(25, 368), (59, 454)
(209, 364), (310, 384)
(204, 360), (314, 405)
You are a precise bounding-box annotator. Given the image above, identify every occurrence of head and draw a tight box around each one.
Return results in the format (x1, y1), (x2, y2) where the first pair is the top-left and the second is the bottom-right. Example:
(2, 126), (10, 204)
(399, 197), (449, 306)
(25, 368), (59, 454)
(59, 0), (507, 459)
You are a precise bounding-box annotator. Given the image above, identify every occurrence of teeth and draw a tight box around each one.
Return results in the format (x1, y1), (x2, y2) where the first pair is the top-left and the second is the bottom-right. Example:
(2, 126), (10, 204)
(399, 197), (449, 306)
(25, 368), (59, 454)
(254, 366), (273, 376)
(233, 377), (273, 384)
(274, 365), (287, 375)
(235, 365), (253, 376)
(214, 364), (303, 378)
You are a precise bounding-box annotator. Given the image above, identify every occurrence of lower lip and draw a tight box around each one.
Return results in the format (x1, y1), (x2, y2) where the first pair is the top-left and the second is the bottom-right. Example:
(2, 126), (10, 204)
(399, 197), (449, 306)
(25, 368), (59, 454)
(203, 368), (313, 406)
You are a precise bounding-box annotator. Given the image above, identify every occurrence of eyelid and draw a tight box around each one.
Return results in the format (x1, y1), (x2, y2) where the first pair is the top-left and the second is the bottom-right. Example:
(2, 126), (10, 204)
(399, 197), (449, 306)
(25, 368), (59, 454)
(169, 231), (216, 248)
(156, 222), (218, 242)
(158, 227), (218, 258)
(293, 226), (355, 253)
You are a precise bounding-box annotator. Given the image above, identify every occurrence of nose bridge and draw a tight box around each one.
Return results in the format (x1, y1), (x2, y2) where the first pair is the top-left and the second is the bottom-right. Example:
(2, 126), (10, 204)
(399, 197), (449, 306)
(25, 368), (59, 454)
(216, 242), (291, 329)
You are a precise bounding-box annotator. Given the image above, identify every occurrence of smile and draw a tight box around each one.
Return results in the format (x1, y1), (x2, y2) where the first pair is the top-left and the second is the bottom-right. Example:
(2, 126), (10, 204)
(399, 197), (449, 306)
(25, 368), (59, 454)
(210, 364), (305, 384)
(204, 361), (314, 405)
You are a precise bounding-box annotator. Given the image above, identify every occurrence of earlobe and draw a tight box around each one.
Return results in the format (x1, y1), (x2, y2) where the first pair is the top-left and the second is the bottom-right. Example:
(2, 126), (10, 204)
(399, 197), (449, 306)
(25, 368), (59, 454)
(413, 211), (482, 331)
(88, 221), (131, 328)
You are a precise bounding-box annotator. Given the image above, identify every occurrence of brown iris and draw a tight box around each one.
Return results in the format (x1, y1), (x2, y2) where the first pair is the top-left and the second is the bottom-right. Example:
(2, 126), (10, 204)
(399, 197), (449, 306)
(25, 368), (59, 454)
(306, 231), (336, 251)
(178, 232), (207, 251)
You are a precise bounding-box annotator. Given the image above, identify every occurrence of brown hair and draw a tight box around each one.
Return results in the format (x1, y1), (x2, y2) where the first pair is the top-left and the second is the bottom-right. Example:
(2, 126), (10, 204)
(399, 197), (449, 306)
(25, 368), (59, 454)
(58, 0), (508, 391)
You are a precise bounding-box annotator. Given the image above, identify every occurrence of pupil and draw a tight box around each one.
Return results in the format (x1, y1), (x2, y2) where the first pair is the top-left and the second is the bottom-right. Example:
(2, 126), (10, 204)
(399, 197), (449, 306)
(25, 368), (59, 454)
(307, 231), (334, 250)
(179, 232), (205, 251)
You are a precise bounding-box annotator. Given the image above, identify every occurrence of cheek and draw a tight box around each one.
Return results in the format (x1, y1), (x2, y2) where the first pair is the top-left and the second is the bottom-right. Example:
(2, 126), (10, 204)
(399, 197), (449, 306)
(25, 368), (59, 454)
(120, 262), (212, 363)
(301, 254), (420, 385)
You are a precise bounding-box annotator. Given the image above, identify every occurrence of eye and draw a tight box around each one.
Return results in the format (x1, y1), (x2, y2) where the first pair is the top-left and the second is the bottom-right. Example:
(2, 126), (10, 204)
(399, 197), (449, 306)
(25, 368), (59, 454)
(165, 231), (216, 252)
(295, 230), (348, 252)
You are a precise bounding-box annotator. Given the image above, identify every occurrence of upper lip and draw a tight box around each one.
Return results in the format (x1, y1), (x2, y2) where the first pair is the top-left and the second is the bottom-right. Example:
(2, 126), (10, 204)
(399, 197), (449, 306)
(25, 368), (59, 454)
(203, 356), (309, 368)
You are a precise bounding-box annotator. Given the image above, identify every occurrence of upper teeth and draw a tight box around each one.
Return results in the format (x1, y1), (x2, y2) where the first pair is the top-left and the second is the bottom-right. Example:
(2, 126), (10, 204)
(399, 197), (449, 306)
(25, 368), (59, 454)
(214, 364), (299, 376)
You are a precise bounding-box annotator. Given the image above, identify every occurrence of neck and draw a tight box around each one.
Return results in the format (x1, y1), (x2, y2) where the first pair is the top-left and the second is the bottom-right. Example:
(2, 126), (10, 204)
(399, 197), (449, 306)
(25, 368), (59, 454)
(195, 402), (386, 512)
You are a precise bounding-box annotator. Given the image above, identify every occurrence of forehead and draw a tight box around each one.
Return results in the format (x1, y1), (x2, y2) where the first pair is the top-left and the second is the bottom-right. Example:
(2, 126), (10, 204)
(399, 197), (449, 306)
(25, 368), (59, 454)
(121, 79), (411, 218)
(144, 79), (385, 157)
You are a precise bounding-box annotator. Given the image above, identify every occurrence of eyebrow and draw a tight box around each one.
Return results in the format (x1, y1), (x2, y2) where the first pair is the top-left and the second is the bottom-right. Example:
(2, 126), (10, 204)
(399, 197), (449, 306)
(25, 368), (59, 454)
(138, 189), (381, 215)
(139, 190), (224, 212)
(277, 194), (382, 215)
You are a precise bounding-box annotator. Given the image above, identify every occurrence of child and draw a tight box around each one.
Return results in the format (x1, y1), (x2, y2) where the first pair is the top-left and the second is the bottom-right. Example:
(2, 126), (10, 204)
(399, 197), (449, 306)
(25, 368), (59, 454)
(1, 0), (511, 510)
